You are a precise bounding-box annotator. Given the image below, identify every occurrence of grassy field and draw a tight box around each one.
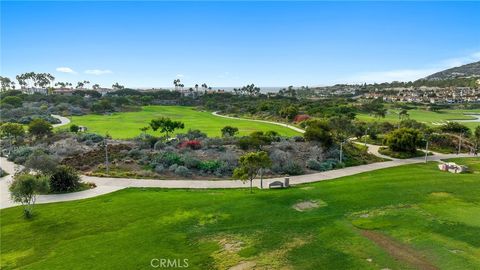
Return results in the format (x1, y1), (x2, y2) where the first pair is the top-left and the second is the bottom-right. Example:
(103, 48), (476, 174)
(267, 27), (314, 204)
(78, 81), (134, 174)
(65, 106), (301, 139)
(1, 159), (480, 269)
(357, 108), (480, 131)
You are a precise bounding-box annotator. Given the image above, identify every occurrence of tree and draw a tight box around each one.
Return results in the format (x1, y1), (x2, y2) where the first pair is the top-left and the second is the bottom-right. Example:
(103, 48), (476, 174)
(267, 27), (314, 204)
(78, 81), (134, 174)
(474, 126), (480, 152)
(9, 173), (49, 218)
(1, 96), (23, 107)
(28, 119), (53, 138)
(279, 105), (299, 121)
(303, 120), (333, 146)
(384, 128), (421, 153)
(149, 117), (185, 138)
(233, 151), (271, 193)
(439, 122), (471, 137)
(221, 126), (239, 137)
(112, 82), (125, 90)
(0, 122), (25, 139)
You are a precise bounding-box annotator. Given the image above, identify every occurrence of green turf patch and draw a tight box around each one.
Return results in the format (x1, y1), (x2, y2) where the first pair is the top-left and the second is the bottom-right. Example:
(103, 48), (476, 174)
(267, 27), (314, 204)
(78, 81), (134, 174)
(64, 105), (301, 138)
(2, 162), (480, 269)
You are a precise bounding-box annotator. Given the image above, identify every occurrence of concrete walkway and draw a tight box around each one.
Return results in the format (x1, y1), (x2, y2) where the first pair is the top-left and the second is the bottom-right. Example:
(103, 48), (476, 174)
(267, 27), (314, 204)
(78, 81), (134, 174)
(212, 111), (306, 133)
(1, 146), (475, 209)
(51, 114), (71, 127)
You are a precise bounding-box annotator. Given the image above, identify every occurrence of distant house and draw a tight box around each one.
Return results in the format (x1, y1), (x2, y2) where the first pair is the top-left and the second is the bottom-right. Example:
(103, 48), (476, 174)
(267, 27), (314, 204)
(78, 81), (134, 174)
(53, 88), (75, 95)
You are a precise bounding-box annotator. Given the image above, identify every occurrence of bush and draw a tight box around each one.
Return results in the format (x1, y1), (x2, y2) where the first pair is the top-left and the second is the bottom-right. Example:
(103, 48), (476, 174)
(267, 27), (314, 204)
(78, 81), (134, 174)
(154, 151), (183, 167)
(49, 165), (81, 192)
(318, 159), (338, 171)
(183, 154), (201, 169)
(154, 164), (164, 174)
(283, 161), (304, 175)
(24, 150), (58, 174)
(77, 133), (104, 143)
(178, 140), (202, 150)
(384, 128), (421, 153)
(28, 118), (53, 138)
(199, 160), (222, 173)
(306, 159), (322, 170)
(168, 164), (179, 172)
(175, 166), (191, 177)
(304, 120), (333, 146)
(70, 124), (80, 133)
(153, 140), (166, 150)
(7, 146), (35, 164)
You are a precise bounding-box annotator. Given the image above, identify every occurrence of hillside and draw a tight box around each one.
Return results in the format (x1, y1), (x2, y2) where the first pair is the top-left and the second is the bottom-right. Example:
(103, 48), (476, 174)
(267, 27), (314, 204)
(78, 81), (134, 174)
(424, 61), (480, 80)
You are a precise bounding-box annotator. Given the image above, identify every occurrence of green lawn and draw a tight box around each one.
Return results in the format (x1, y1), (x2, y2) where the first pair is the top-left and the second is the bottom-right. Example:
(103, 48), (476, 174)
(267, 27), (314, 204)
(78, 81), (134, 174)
(2, 159), (480, 269)
(357, 108), (480, 131)
(65, 106), (301, 139)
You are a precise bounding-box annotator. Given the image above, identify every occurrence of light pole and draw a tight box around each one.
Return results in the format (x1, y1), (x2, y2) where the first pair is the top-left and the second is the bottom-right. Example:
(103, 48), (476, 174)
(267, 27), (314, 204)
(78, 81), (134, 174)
(339, 140), (345, 163)
(424, 135), (429, 163)
(104, 133), (110, 174)
(364, 127), (370, 147)
(457, 132), (463, 155)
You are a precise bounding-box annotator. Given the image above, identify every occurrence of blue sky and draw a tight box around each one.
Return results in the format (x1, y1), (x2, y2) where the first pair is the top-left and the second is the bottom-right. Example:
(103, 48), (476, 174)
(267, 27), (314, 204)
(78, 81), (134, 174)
(1, 1), (479, 88)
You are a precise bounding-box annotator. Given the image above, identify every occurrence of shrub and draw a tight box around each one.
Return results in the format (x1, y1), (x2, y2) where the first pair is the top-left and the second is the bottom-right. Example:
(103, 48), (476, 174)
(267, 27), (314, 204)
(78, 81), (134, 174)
(283, 161), (304, 175)
(28, 118), (53, 138)
(293, 114), (310, 123)
(24, 150), (58, 174)
(77, 133), (104, 143)
(175, 166), (191, 177)
(183, 155), (201, 169)
(153, 140), (166, 150)
(306, 159), (322, 170)
(178, 140), (202, 150)
(384, 128), (421, 153)
(168, 164), (179, 172)
(221, 126), (239, 137)
(154, 151), (183, 167)
(199, 160), (222, 173)
(70, 124), (80, 133)
(291, 136), (305, 142)
(154, 164), (164, 174)
(304, 120), (333, 146)
(7, 146), (35, 164)
(49, 165), (81, 192)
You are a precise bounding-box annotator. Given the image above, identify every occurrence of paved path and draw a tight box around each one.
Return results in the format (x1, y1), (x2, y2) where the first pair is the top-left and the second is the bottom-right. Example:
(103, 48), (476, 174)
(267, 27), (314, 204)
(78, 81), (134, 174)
(51, 114), (71, 127)
(212, 111), (306, 133)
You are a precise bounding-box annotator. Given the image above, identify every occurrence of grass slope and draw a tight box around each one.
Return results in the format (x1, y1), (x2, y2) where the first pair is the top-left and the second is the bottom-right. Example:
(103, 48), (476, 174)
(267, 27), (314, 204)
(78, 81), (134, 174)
(1, 159), (480, 269)
(66, 106), (300, 139)
(357, 109), (480, 131)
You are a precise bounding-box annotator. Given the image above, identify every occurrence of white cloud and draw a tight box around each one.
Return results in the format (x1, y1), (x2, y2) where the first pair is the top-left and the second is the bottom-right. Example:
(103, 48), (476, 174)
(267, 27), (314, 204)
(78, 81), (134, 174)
(345, 51), (480, 84)
(176, 74), (185, 78)
(84, 69), (113, 75)
(56, 67), (77, 74)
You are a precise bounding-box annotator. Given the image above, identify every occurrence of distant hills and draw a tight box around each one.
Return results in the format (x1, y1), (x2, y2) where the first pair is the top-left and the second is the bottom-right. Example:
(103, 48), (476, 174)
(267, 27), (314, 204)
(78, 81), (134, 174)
(424, 61), (480, 80)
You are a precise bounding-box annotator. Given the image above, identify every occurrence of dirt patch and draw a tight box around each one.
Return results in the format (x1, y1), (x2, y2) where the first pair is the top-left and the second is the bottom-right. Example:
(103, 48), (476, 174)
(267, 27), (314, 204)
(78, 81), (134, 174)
(293, 200), (326, 211)
(229, 261), (256, 270)
(361, 230), (438, 270)
(429, 192), (453, 198)
(218, 238), (244, 252)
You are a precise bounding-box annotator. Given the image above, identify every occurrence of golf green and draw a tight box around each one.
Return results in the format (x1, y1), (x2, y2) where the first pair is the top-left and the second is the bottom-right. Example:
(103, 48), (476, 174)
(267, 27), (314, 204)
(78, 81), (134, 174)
(65, 106), (301, 139)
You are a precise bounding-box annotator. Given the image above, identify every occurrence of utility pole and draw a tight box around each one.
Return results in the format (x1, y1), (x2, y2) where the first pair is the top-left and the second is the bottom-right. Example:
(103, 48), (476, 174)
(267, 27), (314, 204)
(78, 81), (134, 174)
(339, 140), (345, 163)
(104, 134), (109, 174)
(364, 127), (370, 147)
(424, 138), (429, 163)
(458, 132), (463, 155)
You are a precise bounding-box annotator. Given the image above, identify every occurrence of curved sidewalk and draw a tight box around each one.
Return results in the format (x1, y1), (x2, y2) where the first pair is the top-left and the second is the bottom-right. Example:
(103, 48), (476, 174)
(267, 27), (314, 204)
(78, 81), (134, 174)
(212, 111), (306, 133)
(1, 148), (475, 209)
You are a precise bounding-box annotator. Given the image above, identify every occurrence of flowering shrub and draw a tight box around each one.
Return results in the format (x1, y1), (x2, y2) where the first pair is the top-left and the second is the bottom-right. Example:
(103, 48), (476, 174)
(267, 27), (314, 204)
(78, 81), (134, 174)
(293, 114), (310, 123)
(178, 140), (202, 150)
